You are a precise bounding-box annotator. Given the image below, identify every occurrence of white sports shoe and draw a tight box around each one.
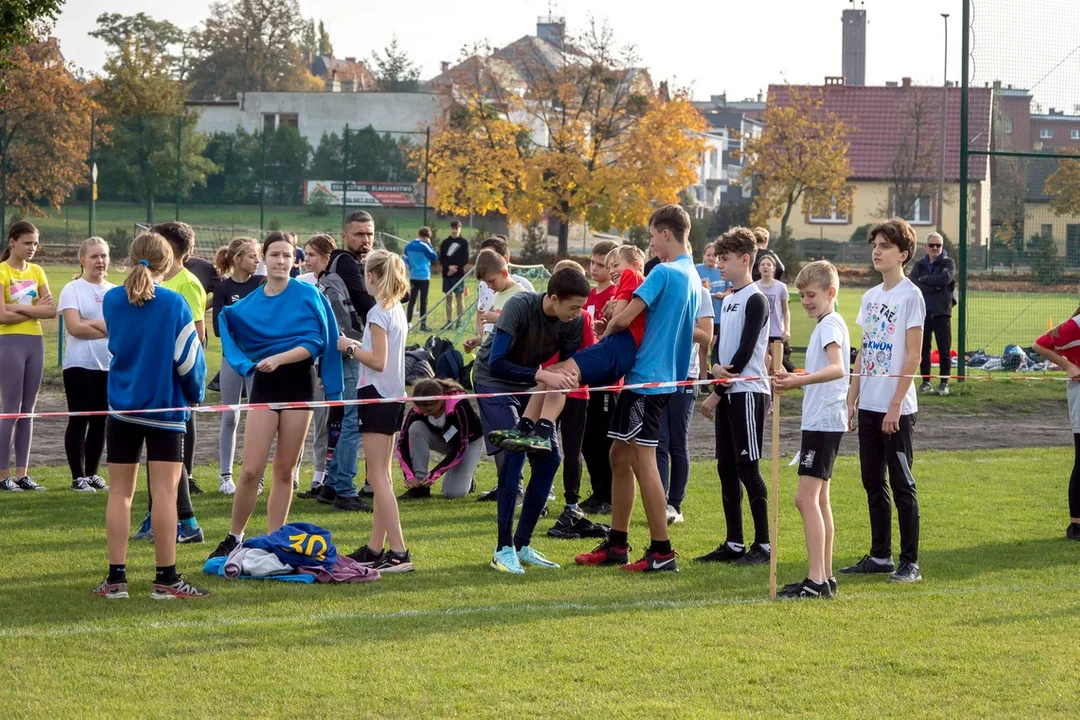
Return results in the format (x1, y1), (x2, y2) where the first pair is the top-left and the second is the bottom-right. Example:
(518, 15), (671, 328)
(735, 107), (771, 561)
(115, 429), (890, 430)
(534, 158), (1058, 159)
(219, 475), (236, 495)
(665, 504), (684, 525)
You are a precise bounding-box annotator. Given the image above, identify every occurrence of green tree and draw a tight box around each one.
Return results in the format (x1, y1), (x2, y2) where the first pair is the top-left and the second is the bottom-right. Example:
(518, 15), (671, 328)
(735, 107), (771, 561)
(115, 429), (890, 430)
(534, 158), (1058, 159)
(317, 20), (333, 56)
(187, 0), (322, 100)
(94, 36), (217, 221)
(194, 128), (262, 204)
(0, 0), (63, 90)
(371, 35), (420, 92)
(310, 126), (411, 182)
(89, 13), (192, 80)
(264, 124), (311, 204)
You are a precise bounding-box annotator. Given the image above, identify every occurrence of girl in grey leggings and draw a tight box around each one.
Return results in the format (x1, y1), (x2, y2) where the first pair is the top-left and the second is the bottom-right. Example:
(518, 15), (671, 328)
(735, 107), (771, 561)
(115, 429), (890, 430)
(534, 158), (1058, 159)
(1, 221), (55, 491)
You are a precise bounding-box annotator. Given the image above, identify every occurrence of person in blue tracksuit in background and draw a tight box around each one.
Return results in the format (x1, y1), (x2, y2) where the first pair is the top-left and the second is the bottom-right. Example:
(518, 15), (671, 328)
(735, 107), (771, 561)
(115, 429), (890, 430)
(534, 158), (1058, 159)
(402, 226), (438, 332)
(208, 231), (343, 562)
(93, 231), (208, 601)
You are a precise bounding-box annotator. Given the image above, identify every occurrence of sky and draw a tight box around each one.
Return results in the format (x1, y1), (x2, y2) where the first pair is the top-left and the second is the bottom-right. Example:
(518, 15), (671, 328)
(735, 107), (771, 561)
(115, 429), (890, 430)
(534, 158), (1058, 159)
(50, 0), (1080, 109)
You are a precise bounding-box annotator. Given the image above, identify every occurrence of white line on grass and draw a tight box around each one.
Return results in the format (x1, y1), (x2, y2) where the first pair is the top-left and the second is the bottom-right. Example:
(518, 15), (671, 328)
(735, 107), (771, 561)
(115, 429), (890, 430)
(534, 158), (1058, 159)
(0, 581), (1071, 641)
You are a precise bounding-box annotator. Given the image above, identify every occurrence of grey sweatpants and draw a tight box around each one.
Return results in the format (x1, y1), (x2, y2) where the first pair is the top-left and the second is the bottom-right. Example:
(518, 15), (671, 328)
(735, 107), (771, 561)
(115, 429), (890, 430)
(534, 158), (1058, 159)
(218, 360), (254, 476)
(407, 421), (482, 498)
(0, 334), (44, 472)
(309, 384), (329, 473)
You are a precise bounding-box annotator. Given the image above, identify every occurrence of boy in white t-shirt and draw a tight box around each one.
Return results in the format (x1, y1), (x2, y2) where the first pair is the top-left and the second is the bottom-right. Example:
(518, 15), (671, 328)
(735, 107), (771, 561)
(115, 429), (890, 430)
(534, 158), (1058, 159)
(773, 261), (850, 600)
(843, 218), (926, 584)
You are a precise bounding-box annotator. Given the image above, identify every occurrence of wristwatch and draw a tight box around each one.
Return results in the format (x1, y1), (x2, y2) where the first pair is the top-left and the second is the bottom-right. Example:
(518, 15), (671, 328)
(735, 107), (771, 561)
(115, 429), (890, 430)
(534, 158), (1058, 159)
(346, 344), (355, 358)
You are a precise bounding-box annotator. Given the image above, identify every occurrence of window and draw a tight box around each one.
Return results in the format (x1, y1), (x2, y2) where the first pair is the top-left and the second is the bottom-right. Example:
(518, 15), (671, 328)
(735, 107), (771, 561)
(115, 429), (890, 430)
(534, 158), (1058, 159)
(808, 195), (850, 224)
(893, 195), (933, 225)
(1042, 224), (1053, 239)
(1072, 129), (1080, 140)
(263, 113), (277, 134)
(1040, 128), (1054, 139)
(1002, 116), (1013, 134)
(279, 114), (299, 130)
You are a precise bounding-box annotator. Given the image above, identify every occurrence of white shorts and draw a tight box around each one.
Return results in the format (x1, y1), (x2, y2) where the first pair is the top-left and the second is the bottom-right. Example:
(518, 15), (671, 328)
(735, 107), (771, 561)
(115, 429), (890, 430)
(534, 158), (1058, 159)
(1068, 380), (1080, 433)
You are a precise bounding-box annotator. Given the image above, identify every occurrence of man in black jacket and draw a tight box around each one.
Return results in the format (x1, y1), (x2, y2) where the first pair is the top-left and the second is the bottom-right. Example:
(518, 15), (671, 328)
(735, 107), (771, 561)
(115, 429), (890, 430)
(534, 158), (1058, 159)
(314, 210), (378, 511)
(439, 220), (469, 327)
(910, 231), (956, 396)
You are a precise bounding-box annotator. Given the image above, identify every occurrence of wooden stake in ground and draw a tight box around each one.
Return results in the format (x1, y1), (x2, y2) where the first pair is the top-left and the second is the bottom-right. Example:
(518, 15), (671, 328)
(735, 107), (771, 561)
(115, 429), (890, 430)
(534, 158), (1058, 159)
(769, 340), (782, 600)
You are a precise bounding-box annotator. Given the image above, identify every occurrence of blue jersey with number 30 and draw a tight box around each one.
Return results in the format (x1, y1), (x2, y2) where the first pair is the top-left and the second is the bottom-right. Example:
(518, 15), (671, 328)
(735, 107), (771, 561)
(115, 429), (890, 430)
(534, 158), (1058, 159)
(243, 522), (337, 569)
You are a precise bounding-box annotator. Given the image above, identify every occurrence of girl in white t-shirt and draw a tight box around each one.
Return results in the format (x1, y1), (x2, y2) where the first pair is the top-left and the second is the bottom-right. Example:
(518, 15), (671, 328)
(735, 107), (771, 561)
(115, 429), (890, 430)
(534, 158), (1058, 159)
(58, 237), (116, 492)
(338, 249), (414, 573)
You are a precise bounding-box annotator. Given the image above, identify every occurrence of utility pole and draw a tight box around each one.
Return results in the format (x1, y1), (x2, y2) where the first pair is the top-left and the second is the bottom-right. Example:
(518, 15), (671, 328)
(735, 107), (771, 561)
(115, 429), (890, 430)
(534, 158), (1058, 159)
(89, 112), (97, 237)
(423, 126), (431, 226)
(342, 123), (350, 227)
(937, 12), (949, 234)
(175, 115), (183, 221)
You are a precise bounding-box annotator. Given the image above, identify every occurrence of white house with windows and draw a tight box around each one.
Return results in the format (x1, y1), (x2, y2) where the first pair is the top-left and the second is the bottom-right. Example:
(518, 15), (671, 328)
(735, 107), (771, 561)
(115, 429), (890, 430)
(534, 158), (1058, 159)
(767, 81), (992, 247)
(686, 106), (761, 211)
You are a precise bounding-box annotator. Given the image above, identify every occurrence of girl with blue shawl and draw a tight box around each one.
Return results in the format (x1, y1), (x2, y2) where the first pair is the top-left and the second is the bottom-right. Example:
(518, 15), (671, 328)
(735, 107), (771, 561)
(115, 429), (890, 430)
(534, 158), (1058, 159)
(208, 231), (344, 560)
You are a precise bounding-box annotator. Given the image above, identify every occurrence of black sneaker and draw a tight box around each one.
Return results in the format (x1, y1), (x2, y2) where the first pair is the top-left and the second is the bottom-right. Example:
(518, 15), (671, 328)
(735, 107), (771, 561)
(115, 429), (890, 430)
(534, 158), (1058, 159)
(733, 543), (770, 566)
(207, 534), (240, 560)
(889, 561), (922, 583)
(332, 495), (372, 512)
(16, 476), (45, 492)
(71, 478), (96, 492)
(838, 554), (895, 575)
(694, 543), (746, 563)
(374, 549), (414, 573)
(476, 486), (499, 502)
(187, 478), (204, 495)
(397, 486), (432, 501)
(0, 477), (22, 492)
(777, 578), (833, 600)
(315, 484), (338, 505)
(297, 483), (324, 500)
(346, 545), (385, 567)
(1066, 524), (1080, 541)
(547, 508), (587, 539)
(359, 484), (374, 498)
(828, 576), (838, 595)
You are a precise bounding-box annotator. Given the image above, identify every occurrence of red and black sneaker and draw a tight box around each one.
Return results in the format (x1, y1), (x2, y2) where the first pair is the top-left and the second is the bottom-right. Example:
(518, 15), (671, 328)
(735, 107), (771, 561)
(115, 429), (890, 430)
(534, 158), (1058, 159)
(574, 540), (630, 566)
(622, 549), (679, 573)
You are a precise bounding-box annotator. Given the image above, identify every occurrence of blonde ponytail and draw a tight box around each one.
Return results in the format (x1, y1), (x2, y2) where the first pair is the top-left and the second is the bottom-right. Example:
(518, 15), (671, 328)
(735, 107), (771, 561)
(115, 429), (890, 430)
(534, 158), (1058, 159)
(214, 236), (259, 277)
(125, 232), (173, 306)
(364, 248), (409, 309)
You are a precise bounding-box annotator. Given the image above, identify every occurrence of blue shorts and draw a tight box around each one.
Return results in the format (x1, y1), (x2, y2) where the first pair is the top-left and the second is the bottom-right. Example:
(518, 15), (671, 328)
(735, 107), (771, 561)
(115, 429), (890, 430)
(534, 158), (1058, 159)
(572, 330), (637, 387)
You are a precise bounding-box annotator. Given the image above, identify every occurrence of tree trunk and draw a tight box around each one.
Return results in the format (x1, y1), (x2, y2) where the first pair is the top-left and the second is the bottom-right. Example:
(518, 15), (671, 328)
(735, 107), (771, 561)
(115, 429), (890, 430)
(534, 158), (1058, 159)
(557, 219), (569, 258)
(147, 191), (155, 225)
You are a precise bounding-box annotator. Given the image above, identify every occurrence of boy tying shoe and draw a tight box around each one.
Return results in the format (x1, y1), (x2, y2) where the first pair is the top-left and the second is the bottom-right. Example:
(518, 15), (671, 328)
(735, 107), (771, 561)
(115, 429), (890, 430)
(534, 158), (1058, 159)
(471, 268), (590, 574)
(842, 218), (925, 583)
(575, 204), (700, 572)
(698, 227), (772, 566)
(772, 261), (850, 600)
(489, 244), (646, 455)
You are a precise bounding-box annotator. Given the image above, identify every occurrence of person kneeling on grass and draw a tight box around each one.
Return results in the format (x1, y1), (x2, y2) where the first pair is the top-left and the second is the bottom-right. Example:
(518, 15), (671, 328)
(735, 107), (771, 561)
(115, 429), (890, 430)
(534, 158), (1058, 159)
(772, 261), (850, 600)
(489, 244), (647, 455)
(397, 378), (484, 500)
(1031, 308), (1080, 542)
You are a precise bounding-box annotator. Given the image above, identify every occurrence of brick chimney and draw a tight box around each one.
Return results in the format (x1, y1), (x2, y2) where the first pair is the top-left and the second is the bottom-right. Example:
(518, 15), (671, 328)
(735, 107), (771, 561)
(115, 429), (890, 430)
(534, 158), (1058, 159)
(441, 61), (450, 73)
(902, 77), (912, 88)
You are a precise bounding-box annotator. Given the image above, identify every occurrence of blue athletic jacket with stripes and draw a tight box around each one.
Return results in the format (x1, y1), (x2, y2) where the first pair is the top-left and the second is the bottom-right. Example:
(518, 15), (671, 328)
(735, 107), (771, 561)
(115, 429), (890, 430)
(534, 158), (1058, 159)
(103, 285), (206, 432)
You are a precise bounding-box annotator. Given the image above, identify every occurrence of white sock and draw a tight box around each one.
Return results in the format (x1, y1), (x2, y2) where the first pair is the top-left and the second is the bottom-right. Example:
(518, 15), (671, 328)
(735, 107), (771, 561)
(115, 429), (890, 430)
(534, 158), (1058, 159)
(758, 543), (771, 552)
(229, 533), (244, 543)
(870, 555), (893, 565)
(726, 541), (745, 551)
(312, 471), (325, 485)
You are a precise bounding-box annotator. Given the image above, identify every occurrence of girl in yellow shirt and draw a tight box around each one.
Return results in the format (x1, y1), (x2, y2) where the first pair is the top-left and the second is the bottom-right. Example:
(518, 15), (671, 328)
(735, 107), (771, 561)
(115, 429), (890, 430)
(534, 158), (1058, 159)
(0, 222), (56, 491)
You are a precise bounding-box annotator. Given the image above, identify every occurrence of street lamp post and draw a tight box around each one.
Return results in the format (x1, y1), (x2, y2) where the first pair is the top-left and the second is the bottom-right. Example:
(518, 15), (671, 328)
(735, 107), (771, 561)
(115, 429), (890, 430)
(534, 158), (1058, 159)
(937, 12), (949, 234)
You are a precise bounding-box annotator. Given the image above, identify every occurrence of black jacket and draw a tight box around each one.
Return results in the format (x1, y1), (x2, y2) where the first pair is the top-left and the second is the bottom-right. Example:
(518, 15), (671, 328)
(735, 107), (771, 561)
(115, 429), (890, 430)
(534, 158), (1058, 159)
(910, 252), (956, 317)
(327, 248), (376, 326)
(439, 236), (470, 280)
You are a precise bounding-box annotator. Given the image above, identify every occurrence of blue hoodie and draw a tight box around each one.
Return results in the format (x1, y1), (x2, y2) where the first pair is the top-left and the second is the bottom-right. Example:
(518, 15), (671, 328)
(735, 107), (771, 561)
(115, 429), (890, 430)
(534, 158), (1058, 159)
(219, 278), (345, 400)
(403, 239), (438, 280)
(103, 285), (206, 432)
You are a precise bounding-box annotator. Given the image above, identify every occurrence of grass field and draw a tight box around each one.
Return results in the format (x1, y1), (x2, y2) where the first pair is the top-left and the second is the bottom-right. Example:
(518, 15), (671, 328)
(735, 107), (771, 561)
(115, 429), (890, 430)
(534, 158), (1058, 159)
(0, 449), (1077, 716)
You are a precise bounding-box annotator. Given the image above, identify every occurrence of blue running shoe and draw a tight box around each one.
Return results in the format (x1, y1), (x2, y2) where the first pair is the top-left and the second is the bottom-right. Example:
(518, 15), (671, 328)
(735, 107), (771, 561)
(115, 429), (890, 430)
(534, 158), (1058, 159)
(177, 524), (205, 544)
(491, 546), (525, 574)
(133, 513), (153, 541)
(517, 545), (560, 569)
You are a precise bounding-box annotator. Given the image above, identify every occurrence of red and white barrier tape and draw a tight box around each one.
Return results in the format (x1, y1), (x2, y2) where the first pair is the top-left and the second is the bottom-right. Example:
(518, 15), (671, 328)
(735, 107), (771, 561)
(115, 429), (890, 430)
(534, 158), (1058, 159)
(0, 371), (1069, 421)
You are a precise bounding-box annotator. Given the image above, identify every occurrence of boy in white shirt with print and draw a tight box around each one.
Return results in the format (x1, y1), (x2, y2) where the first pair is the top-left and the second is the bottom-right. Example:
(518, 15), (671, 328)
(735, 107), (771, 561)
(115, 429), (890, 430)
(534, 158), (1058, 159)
(843, 218), (926, 584)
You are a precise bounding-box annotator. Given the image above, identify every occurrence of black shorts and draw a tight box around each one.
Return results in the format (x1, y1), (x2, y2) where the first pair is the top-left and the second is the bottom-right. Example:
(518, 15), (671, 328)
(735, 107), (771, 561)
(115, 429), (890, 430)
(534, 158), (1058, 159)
(607, 390), (669, 448)
(798, 430), (844, 480)
(250, 359), (315, 411)
(715, 391), (768, 463)
(356, 385), (406, 435)
(443, 275), (465, 294)
(106, 417), (184, 464)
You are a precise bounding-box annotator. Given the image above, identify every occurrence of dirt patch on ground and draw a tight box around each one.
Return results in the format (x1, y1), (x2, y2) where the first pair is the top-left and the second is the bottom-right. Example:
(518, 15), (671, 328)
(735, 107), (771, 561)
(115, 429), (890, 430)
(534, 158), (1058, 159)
(24, 389), (1073, 473)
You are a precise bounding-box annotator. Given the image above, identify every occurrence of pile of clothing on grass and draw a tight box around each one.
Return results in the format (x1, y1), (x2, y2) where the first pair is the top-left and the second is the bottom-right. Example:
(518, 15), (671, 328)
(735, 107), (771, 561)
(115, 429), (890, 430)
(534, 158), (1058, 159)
(202, 522), (379, 584)
(966, 345), (1054, 372)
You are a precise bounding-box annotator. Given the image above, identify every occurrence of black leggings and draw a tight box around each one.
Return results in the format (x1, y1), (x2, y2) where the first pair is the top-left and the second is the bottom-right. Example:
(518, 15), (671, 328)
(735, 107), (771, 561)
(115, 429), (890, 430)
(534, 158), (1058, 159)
(63, 368), (108, 480)
(407, 279), (429, 323)
(559, 396), (588, 505)
(920, 314), (952, 382)
(717, 457), (771, 546)
(147, 414), (195, 521)
(1071, 435), (1080, 518)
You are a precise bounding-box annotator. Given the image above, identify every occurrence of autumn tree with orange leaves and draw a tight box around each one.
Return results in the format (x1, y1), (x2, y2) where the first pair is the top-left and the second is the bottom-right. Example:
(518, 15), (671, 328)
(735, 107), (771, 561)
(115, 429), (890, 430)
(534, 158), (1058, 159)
(1045, 152), (1080, 216)
(0, 37), (101, 215)
(741, 86), (852, 244)
(422, 25), (705, 256)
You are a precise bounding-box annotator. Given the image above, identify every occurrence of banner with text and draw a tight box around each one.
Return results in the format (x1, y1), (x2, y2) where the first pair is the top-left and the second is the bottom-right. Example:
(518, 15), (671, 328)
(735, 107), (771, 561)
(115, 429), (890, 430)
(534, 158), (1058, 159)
(304, 181), (426, 207)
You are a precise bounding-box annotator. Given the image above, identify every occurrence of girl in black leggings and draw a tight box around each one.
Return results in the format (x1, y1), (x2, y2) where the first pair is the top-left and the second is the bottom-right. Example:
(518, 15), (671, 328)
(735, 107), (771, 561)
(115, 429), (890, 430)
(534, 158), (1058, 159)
(58, 237), (116, 491)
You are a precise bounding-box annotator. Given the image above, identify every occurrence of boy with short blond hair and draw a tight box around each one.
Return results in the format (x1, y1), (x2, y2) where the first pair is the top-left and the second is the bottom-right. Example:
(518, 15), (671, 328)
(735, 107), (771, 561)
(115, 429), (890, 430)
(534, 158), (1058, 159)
(842, 218), (925, 583)
(773, 260), (850, 599)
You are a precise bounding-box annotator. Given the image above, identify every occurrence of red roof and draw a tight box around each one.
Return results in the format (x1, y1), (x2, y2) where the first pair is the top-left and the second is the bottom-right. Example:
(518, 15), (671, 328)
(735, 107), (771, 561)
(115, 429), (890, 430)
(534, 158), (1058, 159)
(768, 84), (992, 182)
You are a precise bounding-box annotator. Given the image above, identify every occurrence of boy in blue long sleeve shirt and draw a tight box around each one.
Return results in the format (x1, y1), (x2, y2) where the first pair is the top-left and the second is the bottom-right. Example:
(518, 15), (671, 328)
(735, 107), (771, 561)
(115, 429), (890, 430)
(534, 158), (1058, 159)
(403, 227), (439, 330)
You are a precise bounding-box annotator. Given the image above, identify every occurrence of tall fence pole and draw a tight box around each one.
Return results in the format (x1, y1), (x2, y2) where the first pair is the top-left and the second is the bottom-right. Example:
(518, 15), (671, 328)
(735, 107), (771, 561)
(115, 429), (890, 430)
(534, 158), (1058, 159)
(259, 130), (266, 232)
(0, 109), (7, 235)
(957, 0), (970, 381)
(423, 126), (431, 227)
(88, 112), (96, 238)
(175, 115), (182, 221)
(342, 123), (350, 228)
